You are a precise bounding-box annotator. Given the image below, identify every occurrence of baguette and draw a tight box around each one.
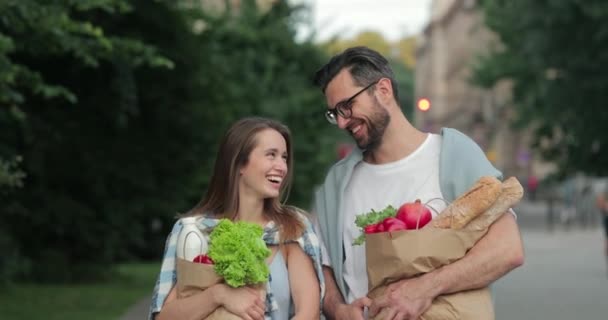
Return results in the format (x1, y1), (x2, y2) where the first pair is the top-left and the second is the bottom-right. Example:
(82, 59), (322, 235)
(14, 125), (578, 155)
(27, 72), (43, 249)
(463, 177), (524, 231)
(432, 176), (502, 229)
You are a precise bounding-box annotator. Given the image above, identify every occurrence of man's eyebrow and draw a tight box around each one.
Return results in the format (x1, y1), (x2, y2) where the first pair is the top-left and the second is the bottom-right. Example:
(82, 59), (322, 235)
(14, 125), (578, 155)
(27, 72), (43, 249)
(330, 98), (349, 109)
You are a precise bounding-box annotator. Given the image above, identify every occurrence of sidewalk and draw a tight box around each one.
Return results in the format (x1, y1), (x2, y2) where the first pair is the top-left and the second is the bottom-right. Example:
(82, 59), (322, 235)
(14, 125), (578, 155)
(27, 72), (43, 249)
(118, 295), (151, 320)
(494, 227), (607, 319)
(495, 199), (608, 319)
(514, 198), (602, 231)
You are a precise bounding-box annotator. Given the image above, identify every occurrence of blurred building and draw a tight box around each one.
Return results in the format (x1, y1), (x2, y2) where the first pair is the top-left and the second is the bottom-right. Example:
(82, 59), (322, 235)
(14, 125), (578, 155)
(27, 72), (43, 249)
(414, 0), (553, 180)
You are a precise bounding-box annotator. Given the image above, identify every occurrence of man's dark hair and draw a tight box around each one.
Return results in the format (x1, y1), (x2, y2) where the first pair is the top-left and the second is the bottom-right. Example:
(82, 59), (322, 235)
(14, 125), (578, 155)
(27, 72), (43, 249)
(313, 46), (399, 102)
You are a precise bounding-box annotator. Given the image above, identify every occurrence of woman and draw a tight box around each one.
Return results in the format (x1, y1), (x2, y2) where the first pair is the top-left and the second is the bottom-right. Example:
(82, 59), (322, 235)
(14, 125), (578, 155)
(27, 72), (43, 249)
(149, 117), (324, 320)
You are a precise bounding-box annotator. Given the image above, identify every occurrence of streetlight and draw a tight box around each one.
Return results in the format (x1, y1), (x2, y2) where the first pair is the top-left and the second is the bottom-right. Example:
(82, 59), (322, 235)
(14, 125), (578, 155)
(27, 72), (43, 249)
(417, 98), (431, 112)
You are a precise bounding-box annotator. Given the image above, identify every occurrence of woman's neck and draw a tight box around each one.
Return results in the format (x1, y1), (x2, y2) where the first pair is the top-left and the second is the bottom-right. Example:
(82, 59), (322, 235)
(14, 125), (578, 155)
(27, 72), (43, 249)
(235, 194), (267, 226)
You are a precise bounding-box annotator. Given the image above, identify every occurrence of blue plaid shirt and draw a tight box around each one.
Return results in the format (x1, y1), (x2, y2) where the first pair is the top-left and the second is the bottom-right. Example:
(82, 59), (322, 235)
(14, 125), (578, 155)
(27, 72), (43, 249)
(148, 211), (325, 320)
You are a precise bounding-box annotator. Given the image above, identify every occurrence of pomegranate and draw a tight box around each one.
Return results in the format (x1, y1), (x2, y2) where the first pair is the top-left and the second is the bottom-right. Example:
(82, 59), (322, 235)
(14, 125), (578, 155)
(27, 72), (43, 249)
(396, 199), (432, 230)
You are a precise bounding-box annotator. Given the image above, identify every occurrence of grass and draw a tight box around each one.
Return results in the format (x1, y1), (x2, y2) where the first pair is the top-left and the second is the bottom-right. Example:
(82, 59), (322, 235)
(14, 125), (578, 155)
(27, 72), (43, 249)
(0, 262), (160, 320)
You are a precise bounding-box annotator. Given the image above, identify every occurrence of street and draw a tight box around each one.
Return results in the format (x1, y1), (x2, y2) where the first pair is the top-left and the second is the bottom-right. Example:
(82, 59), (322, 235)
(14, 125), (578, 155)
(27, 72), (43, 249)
(494, 201), (608, 319)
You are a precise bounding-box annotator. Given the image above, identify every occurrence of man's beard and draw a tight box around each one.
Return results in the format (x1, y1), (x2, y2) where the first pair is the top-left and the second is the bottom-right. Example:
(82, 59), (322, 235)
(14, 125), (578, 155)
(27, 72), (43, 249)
(353, 98), (390, 152)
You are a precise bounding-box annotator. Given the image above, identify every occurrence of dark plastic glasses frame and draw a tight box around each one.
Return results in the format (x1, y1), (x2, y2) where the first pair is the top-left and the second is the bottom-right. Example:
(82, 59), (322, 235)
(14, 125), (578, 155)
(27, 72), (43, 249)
(325, 79), (380, 124)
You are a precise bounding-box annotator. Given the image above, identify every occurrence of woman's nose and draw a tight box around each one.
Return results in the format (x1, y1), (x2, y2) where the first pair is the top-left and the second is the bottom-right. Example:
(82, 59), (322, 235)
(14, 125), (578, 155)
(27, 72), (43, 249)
(275, 159), (288, 173)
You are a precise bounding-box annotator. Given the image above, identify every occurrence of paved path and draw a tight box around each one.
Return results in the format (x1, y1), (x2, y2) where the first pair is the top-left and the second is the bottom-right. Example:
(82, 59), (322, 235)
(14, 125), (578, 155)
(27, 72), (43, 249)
(494, 227), (607, 319)
(118, 295), (152, 320)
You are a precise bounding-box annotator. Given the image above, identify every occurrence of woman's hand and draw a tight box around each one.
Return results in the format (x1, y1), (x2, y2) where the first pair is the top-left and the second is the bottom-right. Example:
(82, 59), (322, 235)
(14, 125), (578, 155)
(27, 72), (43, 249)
(215, 284), (266, 320)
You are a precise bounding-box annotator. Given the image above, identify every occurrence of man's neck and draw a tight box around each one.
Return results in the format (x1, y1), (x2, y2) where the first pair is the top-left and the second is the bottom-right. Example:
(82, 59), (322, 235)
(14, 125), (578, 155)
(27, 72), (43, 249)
(364, 116), (428, 164)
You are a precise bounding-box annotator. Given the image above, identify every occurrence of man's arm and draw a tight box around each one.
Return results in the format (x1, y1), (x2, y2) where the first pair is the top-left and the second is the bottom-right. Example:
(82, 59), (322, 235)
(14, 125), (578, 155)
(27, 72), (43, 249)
(322, 266), (371, 320)
(370, 212), (524, 317)
(426, 212), (524, 293)
(321, 267), (346, 319)
(310, 214), (364, 320)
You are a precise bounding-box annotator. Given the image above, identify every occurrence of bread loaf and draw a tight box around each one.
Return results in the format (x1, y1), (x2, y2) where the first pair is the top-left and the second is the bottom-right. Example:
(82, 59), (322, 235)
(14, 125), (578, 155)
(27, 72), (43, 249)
(463, 177), (524, 231)
(432, 176), (502, 229)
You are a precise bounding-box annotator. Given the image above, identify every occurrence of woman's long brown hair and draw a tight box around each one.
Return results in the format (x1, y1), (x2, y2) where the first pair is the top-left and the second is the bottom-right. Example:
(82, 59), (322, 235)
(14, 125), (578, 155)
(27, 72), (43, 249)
(187, 117), (304, 242)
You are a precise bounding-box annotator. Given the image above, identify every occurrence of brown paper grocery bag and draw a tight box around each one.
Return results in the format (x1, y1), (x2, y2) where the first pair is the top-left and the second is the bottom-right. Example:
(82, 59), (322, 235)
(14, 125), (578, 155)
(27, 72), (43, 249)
(176, 258), (266, 320)
(365, 228), (494, 320)
(176, 258), (222, 298)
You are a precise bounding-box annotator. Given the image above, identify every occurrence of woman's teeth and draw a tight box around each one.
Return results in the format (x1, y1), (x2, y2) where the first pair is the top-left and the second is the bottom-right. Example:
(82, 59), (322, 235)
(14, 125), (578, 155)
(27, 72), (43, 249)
(267, 176), (282, 183)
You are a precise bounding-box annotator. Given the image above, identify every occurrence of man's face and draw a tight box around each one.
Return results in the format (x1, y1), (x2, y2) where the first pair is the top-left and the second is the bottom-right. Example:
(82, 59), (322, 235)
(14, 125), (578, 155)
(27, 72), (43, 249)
(325, 69), (390, 151)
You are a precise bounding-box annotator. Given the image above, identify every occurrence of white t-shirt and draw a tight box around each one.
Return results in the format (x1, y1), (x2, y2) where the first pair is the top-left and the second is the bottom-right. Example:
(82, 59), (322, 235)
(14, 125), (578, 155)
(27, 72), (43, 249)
(341, 133), (447, 302)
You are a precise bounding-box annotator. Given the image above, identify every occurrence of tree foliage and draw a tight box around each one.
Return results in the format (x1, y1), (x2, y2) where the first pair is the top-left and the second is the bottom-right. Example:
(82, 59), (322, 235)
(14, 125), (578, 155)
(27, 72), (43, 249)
(474, 0), (608, 176)
(0, 0), (334, 283)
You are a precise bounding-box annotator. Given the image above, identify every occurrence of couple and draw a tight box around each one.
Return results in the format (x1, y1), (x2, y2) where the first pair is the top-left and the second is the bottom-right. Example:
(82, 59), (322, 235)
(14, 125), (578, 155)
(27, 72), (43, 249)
(148, 46), (525, 320)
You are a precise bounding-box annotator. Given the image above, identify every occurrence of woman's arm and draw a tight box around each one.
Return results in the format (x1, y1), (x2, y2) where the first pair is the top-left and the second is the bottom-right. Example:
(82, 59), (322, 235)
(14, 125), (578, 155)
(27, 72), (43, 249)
(156, 283), (265, 320)
(156, 284), (221, 320)
(287, 243), (321, 320)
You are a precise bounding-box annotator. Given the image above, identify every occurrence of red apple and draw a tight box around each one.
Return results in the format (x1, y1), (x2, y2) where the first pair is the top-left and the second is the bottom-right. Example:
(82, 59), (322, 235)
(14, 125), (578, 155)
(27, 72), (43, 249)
(193, 254), (214, 264)
(396, 199), (432, 230)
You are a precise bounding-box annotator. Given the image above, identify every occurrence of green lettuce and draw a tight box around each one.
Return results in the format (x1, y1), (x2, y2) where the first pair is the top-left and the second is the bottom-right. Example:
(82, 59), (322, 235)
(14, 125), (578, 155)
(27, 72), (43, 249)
(208, 219), (271, 287)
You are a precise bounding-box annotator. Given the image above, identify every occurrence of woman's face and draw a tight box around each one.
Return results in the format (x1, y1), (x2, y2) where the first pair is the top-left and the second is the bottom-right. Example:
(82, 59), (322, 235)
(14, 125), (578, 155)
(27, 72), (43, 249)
(239, 128), (288, 200)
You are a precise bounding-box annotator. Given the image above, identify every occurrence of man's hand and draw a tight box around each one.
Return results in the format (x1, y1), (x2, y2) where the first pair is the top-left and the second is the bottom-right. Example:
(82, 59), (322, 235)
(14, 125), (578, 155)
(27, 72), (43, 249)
(369, 277), (435, 320)
(334, 297), (372, 320)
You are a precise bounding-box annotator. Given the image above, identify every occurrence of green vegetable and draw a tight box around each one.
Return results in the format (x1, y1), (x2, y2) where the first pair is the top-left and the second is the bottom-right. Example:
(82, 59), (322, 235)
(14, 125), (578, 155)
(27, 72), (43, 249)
(352, 205), (397, 246)
(208, 219), (271, 287)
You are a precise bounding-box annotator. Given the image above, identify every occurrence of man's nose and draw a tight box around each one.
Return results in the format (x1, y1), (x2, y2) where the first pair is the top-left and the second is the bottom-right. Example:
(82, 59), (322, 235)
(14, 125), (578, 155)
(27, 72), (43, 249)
(336, 115), (349, 130)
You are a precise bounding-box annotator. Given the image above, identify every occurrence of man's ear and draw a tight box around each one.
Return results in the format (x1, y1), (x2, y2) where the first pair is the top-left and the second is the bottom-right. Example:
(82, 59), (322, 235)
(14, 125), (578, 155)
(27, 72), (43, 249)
(376, 78), (394, 102)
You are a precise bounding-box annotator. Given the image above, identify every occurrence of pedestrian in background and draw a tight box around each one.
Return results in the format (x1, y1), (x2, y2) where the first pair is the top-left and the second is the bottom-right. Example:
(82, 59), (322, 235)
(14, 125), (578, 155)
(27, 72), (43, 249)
(596, 185), (608, 276)
(527, 174), (538, 201)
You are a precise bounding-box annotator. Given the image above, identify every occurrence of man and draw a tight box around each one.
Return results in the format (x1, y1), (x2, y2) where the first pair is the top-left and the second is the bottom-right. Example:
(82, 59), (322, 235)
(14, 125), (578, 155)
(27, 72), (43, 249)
(311, 46), (524, 320)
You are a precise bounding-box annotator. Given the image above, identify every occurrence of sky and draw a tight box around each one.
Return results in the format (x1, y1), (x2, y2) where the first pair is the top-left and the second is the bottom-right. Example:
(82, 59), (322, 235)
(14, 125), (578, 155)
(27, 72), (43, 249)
(298, 0), (434, 42)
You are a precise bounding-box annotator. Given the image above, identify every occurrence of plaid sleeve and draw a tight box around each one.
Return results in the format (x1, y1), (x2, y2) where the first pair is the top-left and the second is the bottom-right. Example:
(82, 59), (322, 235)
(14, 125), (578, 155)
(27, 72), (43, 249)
(148, 220), (182, 320)
(294, 211), (326, 309)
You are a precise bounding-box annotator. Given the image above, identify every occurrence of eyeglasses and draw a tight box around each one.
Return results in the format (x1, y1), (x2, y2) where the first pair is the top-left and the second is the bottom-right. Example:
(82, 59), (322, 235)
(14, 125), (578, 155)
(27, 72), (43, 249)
(325, 80), (380, 125)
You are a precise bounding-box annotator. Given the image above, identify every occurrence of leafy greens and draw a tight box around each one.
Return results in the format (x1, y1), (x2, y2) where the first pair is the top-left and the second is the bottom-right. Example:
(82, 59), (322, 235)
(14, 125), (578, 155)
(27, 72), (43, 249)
(208, 219), (271, 287)
(352, 205), (397, 245)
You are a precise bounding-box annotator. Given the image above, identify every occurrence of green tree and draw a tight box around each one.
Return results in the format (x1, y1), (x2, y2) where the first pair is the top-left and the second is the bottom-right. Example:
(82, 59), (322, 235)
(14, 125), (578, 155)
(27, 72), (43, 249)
(473, 0), (608, 176)
(0, 0), (200, 282)
(0, 0), (336, 283)
(187, 0), (337, 208)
